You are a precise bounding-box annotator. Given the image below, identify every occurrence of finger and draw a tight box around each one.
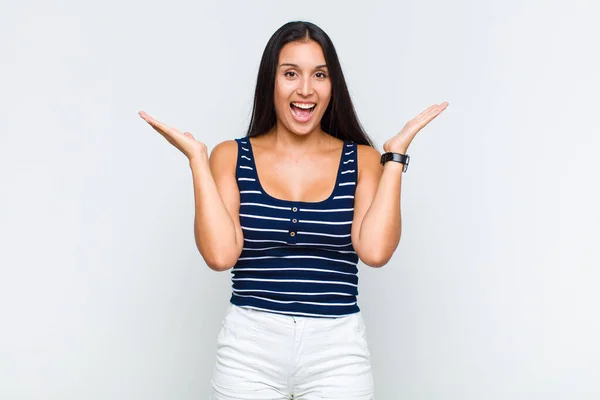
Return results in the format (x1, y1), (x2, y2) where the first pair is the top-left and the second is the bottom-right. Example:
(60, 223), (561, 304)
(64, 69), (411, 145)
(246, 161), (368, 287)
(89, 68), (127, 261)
(418, 102), (449, 116)
(414, 105), (437, 120)
(415, 102), (448, 123)
(139, 111), (183, 137)
(405, 105), (447, 134)
(415, 111), (442, 129)
(138, 111), (160, 125)
(141, 113), (171, 132)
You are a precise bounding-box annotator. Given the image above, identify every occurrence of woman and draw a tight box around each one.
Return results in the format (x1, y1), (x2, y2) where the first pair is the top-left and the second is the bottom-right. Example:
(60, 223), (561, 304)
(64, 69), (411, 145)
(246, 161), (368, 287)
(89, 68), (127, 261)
(140, 21), (448, 400)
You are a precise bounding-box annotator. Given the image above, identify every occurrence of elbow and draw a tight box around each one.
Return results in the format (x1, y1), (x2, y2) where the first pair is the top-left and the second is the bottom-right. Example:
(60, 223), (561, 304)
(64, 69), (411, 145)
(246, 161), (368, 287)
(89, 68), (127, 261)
(356, 232), (401, 268)
(205, 259), (235, 272)
(363, 256), (391, 268)
(359, 251), (392, 268)
(194, 236), (241, 272)
(358, 241), (400, 268)
(199, 247), (239, 272)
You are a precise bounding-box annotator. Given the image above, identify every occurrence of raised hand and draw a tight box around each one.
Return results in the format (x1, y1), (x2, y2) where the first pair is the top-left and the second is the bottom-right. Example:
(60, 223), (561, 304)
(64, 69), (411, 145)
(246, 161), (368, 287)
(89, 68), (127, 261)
(139, 111), (208, 160)
(383, 102), (449, 154)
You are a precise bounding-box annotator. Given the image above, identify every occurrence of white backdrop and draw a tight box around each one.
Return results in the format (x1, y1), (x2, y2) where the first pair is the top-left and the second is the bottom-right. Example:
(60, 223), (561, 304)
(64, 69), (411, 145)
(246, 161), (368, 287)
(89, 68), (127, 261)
(1, 0), (599, 398)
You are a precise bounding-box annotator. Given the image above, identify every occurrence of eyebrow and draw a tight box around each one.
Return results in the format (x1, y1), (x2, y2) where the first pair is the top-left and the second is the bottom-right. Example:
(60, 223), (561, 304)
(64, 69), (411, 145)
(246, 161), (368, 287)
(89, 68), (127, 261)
(279, 63), (328, 69)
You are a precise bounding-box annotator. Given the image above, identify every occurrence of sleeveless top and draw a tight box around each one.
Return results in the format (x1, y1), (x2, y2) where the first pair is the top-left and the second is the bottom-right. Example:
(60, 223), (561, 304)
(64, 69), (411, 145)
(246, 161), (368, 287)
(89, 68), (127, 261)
(230, 136), (360, 318)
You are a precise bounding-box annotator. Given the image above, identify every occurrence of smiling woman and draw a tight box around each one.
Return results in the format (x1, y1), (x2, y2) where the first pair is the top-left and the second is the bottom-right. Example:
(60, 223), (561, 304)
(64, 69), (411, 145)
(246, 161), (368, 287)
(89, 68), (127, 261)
(205, 23), (380, 399)
(273, 41), (331, 132)
(139, 19), (448, 400)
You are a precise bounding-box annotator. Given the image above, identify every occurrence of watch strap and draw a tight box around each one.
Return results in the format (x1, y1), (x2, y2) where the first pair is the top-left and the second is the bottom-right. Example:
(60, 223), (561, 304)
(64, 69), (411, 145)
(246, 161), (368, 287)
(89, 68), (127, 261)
(380, 152), (410, 172)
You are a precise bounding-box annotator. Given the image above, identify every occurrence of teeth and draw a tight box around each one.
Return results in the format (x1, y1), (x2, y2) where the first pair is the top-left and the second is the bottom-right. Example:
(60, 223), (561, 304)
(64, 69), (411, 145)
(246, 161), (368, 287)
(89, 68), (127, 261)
(292, 102), (316, 109)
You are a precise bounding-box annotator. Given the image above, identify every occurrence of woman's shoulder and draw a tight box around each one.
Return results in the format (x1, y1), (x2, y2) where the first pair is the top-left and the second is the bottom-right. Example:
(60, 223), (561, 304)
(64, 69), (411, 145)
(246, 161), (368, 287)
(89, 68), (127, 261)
(210, 138), (239, 156)
(355, 143), (383, 180)
(356, 143), (381, 163)
(209, 139), (240, 172)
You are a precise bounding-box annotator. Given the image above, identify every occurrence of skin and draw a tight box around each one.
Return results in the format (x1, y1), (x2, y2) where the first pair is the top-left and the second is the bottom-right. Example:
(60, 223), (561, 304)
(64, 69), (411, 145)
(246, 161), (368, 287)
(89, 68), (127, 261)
(138, 39), (449, 269)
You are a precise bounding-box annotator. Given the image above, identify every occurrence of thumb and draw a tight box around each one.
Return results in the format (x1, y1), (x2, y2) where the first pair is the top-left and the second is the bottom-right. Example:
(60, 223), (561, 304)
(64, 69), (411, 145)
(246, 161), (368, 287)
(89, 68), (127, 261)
(183, 131), (195, 140)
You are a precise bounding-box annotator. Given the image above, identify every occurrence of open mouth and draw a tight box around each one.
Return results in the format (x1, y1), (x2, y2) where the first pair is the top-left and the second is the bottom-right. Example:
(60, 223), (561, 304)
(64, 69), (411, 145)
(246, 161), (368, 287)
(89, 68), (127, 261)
(290, 102), (316, 122)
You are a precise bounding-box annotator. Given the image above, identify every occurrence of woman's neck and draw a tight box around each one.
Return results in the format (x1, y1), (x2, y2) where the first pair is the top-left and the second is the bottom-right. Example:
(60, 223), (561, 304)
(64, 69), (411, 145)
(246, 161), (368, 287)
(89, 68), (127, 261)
(264, 123), (334, 154)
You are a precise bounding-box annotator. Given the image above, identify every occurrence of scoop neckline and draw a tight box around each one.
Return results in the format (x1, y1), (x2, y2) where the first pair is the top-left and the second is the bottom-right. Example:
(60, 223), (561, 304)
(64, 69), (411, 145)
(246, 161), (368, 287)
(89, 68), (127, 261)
(244, 137), (347, 205)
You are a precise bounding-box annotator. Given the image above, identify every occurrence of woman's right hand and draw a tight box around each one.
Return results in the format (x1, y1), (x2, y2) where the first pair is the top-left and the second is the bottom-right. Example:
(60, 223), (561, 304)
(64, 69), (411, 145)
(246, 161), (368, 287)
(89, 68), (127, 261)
(139, 111), (207, 161)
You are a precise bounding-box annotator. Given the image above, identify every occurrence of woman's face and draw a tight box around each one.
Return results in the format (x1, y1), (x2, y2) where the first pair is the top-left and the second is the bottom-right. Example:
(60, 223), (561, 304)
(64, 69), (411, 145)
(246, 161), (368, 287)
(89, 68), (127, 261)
(273, 40), (332, 137)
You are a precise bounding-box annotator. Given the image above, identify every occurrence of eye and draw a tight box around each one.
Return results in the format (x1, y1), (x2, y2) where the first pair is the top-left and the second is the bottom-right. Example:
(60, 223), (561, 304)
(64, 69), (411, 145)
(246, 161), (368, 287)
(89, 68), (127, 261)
(315, 71), (328, 79)
(284, 71), (297, 78)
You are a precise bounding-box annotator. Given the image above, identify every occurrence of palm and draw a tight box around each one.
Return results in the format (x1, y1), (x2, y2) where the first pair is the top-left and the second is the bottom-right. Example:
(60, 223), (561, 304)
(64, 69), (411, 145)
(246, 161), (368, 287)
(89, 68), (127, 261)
(383, 102), (449, 154)
(139, 111), (207, 159)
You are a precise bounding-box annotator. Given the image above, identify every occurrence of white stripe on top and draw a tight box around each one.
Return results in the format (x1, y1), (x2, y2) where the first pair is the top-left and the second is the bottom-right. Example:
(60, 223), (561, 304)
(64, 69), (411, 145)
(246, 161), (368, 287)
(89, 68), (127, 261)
(240, 213), (290, 222)
(232, 288), (354, 297)
(297, 231), (351, 238)
(298, 220), (352, 225)
(241, 226), (288, 233)
(299, 207), (354, 212)
(234, 267), (356, 276)
(244, 238), (289, 244)
(242, 246), (356, 254)
(295, 242), (353, 247)
(231, 278), (358, 287)
(241, 202), (292, 211)
(237, 255), (356, 266)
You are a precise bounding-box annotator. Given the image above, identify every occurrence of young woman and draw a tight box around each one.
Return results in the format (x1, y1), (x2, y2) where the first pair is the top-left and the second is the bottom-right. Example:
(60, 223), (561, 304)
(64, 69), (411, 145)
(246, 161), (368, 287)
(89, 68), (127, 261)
(140, 20), (448, 400)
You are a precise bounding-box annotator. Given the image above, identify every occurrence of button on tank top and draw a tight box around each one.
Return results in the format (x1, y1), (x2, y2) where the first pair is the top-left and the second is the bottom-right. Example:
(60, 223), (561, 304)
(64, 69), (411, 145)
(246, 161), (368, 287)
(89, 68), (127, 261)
(231, 136), (360, 318)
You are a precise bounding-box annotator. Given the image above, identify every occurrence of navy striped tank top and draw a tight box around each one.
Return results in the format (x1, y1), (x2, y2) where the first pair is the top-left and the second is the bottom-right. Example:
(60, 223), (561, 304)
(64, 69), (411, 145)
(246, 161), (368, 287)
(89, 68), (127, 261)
(229, 136), (360, 318)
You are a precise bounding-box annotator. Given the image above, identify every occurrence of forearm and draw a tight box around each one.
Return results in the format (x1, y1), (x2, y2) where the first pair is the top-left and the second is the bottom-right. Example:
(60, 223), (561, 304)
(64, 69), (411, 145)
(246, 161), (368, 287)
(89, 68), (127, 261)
(358, 161), (404, 265)
(189, 154), (241, 270)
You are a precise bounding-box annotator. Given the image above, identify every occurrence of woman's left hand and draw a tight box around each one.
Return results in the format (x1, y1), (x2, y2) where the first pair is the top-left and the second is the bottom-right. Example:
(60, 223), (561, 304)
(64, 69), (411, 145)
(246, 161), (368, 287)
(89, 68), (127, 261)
(383, 101), (449, 154)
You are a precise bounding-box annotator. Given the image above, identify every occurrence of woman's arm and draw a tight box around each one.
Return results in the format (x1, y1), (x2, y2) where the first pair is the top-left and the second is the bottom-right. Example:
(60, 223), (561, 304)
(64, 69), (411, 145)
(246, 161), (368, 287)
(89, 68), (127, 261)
(191, 140), (243, 271)
(138, 111), (242, 272)
(351, 101), (449, 267)
(351, 146), (402, 268)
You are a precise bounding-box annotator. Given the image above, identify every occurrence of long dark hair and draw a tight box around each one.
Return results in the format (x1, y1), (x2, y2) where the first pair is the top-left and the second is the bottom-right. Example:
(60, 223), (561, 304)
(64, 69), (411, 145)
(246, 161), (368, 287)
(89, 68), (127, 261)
(246, 21), (375, 147)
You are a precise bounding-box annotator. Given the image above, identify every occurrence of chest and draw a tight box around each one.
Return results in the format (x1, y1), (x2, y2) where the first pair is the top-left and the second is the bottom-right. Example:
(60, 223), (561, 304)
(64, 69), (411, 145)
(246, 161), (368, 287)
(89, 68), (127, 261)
(253, 148), (342, 203)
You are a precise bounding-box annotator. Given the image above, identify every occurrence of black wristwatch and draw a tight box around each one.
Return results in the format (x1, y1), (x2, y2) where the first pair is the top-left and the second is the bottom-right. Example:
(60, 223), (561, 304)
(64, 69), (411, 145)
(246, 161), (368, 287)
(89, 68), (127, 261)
(380, 152), (410, 172)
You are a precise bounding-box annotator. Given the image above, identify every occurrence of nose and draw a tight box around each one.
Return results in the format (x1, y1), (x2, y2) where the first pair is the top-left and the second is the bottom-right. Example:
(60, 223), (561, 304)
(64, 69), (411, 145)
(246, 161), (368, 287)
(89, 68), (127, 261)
(296, 76), (314, 97)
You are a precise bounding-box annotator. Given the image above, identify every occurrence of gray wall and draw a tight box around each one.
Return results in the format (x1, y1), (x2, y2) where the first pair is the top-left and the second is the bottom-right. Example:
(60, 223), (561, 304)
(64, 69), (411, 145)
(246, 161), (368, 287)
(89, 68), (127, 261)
(1, 0), (598, 398)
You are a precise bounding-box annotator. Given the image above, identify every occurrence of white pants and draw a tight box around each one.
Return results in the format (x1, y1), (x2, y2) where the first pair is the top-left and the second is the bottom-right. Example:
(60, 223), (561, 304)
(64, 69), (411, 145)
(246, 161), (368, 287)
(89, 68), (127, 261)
(210, 304), (374, 399)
